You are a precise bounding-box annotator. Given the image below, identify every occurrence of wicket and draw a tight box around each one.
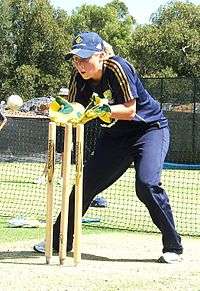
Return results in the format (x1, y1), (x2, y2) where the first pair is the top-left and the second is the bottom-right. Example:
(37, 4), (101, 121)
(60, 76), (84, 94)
(45, 121), (84, 265)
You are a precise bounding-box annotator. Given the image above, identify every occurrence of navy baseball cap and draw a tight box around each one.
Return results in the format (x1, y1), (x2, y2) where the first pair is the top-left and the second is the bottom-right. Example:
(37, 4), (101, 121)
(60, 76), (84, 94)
(65, 32), (104, 60)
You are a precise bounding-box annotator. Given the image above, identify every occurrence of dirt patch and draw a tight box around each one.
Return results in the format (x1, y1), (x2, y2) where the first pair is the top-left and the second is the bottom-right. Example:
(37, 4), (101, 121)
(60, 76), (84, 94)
(0, 232), (199, 291)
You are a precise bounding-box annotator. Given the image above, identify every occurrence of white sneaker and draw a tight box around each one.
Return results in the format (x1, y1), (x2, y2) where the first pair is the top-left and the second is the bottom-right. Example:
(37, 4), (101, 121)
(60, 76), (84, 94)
(158, 252), (183, 263)
(33, 241), (45, 254)
(33, 240), (71, 254)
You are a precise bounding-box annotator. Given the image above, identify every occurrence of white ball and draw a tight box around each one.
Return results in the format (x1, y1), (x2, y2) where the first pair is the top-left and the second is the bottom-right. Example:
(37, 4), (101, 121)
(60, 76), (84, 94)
(7, 95), (23, 110)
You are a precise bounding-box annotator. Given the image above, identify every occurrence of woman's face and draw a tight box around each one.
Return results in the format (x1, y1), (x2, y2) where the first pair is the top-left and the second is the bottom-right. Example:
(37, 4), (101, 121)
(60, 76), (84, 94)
(72, 53), (104, 81)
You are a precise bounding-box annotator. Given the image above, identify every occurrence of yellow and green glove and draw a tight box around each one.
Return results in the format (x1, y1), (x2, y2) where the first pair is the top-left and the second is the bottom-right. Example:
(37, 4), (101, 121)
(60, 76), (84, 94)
(49, 94), (113, 126)
(49, 96), (85, 126)
(79, 95), (112, 124)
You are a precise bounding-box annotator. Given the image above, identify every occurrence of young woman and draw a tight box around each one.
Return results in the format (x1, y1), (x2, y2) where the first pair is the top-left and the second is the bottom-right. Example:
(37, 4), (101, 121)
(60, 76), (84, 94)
(35, 31), (183, 263)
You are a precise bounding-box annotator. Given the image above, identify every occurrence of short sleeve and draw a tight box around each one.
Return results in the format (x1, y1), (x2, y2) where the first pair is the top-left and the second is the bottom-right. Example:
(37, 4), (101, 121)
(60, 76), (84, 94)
(104, 57), (139, 104)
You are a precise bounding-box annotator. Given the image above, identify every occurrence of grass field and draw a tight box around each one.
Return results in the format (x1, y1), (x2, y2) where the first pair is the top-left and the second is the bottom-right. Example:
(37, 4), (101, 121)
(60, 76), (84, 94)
(0, 230), (200, 291)
(1, 162), (200, 235)
(0, 162), (200, 237)
(0, 162), (200, 290)
(0, 216), (113, 243)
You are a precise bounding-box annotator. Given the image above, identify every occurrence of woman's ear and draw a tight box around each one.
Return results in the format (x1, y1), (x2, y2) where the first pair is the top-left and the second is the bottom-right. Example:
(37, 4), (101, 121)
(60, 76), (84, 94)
(99, 51), (107, 60)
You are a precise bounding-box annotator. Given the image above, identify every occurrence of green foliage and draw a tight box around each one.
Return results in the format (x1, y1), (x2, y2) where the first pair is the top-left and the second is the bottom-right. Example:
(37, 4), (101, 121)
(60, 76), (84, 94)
(151, 1), (199, 27)
(69, 0), (135, 59)
(0, 0), (71, 101)
(131, 1), (200, 77)
(0, 0), (199, 101)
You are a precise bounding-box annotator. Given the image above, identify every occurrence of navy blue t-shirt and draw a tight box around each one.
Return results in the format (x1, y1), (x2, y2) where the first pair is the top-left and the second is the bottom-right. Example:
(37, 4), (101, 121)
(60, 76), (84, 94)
(68, 56), (168, 135)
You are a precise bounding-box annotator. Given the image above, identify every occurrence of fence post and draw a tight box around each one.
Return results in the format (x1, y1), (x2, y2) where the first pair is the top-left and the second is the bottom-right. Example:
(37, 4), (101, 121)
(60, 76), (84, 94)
(192, 77), (197, 159)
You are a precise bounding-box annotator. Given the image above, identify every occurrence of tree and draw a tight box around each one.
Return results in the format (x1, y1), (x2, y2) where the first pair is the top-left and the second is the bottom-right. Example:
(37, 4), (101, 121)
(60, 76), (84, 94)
(0, 0), (71, 101)
(68, 0), (135, 60)
(0, 0), (16, 98)
(130, 1), (200, 77)
(0, 0), (199, 101)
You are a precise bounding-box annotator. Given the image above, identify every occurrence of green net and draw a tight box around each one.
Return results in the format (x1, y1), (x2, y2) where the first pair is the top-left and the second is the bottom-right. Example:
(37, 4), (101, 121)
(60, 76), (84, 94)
(0, 77), (200, 237)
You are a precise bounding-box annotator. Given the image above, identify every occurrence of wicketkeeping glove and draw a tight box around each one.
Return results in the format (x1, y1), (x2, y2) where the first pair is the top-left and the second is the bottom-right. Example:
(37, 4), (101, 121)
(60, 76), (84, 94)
(49, 94), (113, 126)
(49, 96), (85, 126)
(78, 94), (112, 124)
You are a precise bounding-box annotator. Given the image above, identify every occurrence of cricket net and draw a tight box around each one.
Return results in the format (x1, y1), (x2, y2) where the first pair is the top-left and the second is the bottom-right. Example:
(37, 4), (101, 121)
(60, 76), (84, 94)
(0, 77), (200, 237)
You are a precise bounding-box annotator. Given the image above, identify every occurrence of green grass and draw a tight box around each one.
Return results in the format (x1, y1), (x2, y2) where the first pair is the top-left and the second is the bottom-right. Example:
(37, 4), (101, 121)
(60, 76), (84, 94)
(0, 216), (45, 243)
(0, 161), (200, 242)
(0, 215), (125, 243)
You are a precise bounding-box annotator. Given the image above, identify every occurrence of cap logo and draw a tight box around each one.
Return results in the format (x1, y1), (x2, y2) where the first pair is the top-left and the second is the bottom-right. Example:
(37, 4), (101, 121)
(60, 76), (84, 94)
(75, 35), (82, 44)
(96, 43), (102, 50)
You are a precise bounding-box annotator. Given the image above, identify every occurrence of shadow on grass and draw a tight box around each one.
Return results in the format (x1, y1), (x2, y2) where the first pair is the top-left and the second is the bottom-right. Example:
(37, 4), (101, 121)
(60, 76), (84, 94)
(81, 252), (156, 263)
(0, 251), (45, 265)
(0, 250), (42, 259)
(0, 250), (156, 265)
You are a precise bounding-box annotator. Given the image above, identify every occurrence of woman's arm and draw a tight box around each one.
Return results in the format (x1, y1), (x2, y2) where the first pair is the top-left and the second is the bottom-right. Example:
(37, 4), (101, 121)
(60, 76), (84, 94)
(110, 99), (136, 120)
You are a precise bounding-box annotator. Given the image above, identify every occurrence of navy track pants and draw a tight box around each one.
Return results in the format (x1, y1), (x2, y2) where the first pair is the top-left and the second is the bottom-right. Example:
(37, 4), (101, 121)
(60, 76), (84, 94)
(53, 125), (183, 254)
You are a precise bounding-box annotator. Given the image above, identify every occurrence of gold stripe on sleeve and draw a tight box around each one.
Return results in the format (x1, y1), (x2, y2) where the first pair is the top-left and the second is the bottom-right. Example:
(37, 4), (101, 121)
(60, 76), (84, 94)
(68, 69), (78, 102)
(104, 59), (134, 102)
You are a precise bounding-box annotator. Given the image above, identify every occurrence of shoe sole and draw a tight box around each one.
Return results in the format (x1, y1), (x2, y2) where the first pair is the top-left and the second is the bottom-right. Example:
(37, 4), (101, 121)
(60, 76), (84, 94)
(158, 255), (183, 264)
(33, 245), (45, 254)
(33, 246), (72, 255)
